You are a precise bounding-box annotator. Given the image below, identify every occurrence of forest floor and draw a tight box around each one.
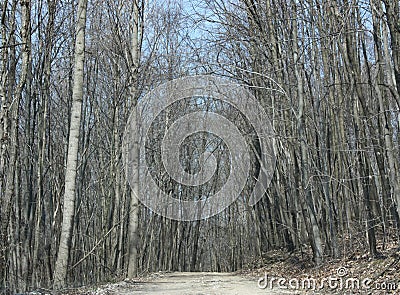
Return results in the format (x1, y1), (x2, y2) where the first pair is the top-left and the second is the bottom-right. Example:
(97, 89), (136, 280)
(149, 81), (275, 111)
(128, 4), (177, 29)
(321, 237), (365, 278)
(59, 244), (400, 295)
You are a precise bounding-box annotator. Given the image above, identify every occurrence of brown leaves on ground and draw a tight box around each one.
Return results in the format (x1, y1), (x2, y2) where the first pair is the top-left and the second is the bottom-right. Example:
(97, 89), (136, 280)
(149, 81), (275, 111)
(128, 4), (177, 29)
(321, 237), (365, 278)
(240, 243), (400, 294)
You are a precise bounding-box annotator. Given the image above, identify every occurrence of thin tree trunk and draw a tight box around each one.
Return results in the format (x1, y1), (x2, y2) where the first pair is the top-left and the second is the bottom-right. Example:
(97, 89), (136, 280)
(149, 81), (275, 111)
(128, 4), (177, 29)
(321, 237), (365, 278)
(53, 0), (88, 288)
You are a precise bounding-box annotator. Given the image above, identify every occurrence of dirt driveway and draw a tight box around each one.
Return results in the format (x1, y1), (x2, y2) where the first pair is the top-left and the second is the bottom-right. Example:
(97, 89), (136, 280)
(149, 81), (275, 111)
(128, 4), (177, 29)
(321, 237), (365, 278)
(104, 272), (294, 295)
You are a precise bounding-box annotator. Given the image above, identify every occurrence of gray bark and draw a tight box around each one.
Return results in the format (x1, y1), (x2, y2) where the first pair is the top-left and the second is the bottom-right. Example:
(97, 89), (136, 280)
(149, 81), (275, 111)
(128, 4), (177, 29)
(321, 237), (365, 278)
(53, 0), (88, 288)
(127, 0), (141, 279)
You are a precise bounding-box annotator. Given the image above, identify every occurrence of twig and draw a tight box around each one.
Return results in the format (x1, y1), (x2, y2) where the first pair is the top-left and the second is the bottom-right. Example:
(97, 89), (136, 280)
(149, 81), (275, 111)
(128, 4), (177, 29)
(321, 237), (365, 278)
(71, 221), (122, 269)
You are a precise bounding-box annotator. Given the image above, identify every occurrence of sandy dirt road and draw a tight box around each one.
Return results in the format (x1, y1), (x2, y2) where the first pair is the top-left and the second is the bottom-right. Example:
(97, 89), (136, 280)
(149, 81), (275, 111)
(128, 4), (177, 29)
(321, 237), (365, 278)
(111, 272), (294, 295)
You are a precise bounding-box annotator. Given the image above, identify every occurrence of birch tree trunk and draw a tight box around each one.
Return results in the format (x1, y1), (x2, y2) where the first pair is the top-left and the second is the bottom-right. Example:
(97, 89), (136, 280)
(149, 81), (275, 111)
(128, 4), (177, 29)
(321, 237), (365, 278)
(53, 0), (88, 288)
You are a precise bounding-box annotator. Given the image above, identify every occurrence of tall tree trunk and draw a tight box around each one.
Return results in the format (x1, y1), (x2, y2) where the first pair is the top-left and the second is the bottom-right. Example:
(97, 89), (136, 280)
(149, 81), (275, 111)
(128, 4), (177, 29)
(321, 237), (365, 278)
(53, 0), (88, 288)
(292, 1), (323, 265)
(127, 0), (142, 279)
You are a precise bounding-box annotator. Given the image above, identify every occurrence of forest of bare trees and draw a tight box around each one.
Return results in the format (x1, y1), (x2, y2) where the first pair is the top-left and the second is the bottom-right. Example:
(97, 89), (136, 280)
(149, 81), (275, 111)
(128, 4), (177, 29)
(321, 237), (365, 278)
(1, 0), (399, 293)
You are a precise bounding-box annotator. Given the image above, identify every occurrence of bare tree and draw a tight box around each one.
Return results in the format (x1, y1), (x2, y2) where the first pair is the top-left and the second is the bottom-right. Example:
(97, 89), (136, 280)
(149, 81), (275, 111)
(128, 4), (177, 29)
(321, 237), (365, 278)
(126, 0), (143, 279)
(53, 0), (88, 288)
